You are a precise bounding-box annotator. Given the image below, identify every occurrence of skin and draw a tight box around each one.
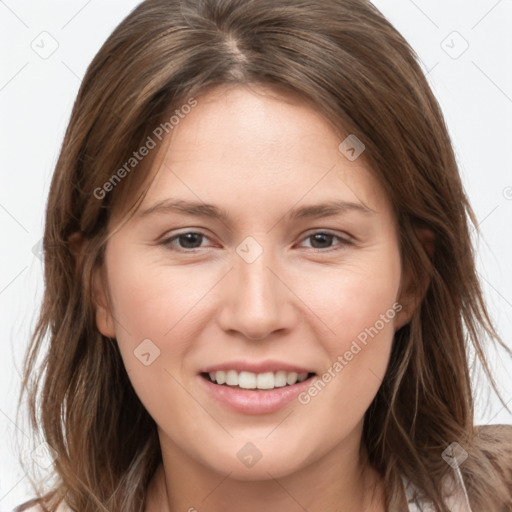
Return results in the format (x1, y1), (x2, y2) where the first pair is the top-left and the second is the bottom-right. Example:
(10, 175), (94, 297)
(91, 83), (432, 512)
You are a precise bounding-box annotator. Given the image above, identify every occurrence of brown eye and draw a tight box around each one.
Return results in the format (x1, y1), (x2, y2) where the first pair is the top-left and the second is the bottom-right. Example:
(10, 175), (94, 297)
(299, 231), (352, 251)
(162, 232), (210, 251)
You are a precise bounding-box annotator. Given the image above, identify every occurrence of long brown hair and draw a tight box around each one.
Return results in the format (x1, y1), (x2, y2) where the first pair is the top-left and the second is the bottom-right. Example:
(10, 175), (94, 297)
(15, 1), (511, 511)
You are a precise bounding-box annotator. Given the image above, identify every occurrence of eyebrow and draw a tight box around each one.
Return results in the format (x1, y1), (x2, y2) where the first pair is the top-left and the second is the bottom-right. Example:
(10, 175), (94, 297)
(138, 198), (376, 222)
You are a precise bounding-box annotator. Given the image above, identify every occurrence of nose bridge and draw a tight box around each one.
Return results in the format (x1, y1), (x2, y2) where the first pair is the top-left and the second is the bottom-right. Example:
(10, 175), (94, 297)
(217, 235), (293, 340)
(236, 242), (277, 308)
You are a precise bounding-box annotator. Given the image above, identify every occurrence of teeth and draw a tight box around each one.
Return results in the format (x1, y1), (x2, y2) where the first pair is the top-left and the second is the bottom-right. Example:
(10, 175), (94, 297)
(274, 370), (288, 387)
(286, 372), (298, 385)
(239, 371), (257, 389)
(256, 372), (274, 389)
(226, 370), (238, 386)
(207, 370), (310, 389)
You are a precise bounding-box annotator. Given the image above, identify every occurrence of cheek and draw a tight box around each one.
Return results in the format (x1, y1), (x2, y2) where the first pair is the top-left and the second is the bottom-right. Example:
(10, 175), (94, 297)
(303, 244), (402, 347)
(333, 268), (400, 347)
(104, 243), (207, 341)
(102, 245), (202, 402)
(295, 244), (401, 419)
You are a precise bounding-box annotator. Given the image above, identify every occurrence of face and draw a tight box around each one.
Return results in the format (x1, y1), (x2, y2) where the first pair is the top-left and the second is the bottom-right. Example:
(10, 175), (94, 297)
(93, 84), (418, 480)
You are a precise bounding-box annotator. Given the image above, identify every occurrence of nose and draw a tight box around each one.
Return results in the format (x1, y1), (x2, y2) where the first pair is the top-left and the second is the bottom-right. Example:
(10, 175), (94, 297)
(216, 243), (298, 341)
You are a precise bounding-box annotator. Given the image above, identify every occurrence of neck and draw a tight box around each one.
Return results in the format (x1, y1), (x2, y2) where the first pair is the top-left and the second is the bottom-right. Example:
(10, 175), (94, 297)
(145, 425), (386, 512)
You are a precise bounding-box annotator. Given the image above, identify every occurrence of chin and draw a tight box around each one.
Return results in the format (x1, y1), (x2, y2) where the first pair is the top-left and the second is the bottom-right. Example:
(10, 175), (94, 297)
(203, 447), (308, 481)
(222, 462), (301, 482)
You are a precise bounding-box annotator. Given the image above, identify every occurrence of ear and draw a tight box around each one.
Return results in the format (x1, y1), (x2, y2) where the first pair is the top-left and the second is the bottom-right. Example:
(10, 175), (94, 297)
(394, 228), (435, 331)
(68, 232), (116, 338)
(91, 264), (116, 338)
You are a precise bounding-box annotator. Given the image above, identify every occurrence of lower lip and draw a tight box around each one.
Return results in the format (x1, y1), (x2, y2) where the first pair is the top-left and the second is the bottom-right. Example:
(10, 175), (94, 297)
(198, 373), (316, 414)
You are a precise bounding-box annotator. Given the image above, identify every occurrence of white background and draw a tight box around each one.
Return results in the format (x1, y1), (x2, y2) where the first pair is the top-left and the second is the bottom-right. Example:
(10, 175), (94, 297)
(1, 1), (511, 510)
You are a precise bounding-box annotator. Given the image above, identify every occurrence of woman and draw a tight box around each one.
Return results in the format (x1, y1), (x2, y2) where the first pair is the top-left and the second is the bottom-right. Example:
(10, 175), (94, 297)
(15, 0), (512, 511)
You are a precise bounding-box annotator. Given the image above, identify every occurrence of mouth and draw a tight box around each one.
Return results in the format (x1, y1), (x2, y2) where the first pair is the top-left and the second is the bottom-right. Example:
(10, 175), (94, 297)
(199, 367), (318, 414)
(198, 365), (317, 415)
(200, 370), (317, 391)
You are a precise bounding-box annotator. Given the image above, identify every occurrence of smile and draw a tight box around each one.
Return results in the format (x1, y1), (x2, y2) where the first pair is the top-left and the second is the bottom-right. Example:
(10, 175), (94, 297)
(203, 370), (313, 390)
(199, 369), (318, 414)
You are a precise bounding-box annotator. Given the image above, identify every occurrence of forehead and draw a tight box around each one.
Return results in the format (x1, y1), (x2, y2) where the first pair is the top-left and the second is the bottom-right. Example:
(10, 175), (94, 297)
(131, 84), (394, 226)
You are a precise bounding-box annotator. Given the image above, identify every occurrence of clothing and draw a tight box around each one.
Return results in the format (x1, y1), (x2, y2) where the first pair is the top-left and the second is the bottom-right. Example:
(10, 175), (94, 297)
(402, 464), (473, 512)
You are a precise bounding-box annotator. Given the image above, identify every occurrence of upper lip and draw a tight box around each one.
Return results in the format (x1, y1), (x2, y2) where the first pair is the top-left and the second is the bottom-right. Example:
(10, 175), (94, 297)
(200, 360), (315, 374)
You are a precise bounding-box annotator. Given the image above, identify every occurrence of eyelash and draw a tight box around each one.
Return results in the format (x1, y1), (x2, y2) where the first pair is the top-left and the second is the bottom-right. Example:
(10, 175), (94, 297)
(159, 230), (353, 253)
